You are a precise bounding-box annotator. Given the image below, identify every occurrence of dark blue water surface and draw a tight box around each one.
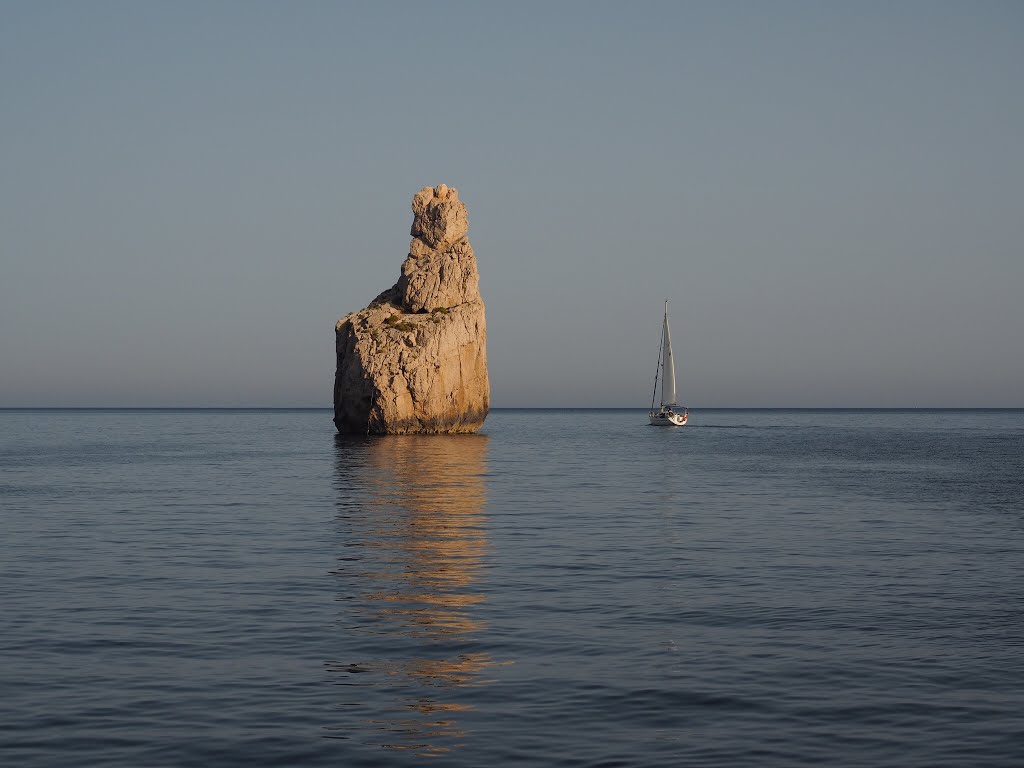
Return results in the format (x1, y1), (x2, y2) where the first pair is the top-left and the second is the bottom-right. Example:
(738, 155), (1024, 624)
(2, 408), (1023, 767)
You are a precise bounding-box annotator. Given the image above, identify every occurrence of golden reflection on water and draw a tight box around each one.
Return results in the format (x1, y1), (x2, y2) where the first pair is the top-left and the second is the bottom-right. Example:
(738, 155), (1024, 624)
(329, 434), (496, 757)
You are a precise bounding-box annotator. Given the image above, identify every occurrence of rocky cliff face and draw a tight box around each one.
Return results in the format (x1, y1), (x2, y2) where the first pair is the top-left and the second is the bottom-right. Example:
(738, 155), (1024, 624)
(334, 185), (489, 434)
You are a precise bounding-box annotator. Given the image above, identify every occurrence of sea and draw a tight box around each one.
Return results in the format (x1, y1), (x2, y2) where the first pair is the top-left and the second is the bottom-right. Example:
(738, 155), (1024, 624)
(1, 408), (1023, 767)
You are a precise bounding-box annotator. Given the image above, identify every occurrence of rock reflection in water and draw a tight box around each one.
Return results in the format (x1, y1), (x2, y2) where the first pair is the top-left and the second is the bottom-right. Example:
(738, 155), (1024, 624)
(328, 434), (493, 757)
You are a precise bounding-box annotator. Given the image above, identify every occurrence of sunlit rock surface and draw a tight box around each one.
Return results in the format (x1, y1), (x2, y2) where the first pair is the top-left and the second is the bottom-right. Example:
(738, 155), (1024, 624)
(333, 185), (489, 434)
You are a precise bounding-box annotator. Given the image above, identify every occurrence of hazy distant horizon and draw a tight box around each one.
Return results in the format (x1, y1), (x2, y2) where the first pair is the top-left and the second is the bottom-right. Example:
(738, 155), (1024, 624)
(2, 406), (1021, 412)
(3, 2), (1021, 409)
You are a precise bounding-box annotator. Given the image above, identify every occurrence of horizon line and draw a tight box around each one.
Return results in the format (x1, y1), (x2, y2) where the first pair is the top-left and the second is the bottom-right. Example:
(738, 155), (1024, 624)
(1, 406), (1022, 412)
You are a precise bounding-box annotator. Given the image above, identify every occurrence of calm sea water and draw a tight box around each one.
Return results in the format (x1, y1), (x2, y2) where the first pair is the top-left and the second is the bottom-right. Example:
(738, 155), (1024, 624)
(2, 408), (1023, 767)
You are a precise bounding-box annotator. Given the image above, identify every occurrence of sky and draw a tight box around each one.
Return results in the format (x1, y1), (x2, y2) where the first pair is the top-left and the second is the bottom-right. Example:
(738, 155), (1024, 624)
(1, 1), (1021, 407)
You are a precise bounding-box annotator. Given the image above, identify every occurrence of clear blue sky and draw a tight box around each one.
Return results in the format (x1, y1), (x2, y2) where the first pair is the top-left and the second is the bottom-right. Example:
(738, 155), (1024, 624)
(2, 1), (1021, 407)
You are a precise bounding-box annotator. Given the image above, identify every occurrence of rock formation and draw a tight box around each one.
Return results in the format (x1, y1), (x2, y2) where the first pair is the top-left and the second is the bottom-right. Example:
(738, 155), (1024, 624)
(333, 185), (489, 434)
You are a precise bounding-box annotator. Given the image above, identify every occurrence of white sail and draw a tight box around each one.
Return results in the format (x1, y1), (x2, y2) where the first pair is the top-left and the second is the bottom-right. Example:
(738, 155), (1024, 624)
(661, 302), (677, 406)
(649, 300), (687, 426)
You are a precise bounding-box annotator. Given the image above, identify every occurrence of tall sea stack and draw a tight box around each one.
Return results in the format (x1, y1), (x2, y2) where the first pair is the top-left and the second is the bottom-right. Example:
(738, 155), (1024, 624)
(333, 184), (489, 434)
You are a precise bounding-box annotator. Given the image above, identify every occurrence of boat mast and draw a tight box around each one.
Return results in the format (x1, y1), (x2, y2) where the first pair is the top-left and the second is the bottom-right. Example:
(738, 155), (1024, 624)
(661, 300), (677, 407)
(649, 309), (665, 412)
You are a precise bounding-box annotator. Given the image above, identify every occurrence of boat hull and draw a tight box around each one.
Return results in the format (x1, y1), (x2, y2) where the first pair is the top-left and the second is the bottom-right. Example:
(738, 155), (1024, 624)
(649, 410), (687, 426)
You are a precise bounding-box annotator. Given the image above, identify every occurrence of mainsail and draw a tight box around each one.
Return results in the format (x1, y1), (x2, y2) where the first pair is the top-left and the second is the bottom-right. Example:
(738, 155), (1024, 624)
(661, 302), (677, 407)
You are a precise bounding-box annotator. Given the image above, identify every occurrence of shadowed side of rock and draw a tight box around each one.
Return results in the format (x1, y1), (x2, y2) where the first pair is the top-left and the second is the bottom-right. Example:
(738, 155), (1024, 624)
(334, 185), (489, 434)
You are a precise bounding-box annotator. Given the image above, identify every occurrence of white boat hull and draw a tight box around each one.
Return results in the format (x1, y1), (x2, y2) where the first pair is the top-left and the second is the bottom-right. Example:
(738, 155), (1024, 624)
(649, 409), (687, 426)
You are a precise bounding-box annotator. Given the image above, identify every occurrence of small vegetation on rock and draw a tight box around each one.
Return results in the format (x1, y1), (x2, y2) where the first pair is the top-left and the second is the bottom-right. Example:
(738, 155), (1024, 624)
(384, 314), (417, 332)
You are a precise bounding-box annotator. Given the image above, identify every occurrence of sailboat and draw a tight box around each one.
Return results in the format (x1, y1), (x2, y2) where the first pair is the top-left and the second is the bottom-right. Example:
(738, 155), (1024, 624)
(649, 300), (688, 426)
